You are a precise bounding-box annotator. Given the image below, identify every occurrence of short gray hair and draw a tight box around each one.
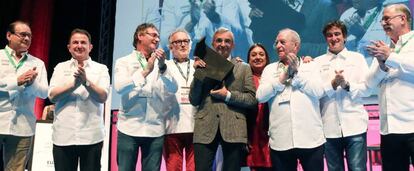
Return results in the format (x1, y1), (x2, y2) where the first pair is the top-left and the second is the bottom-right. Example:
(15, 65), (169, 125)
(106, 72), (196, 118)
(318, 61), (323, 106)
(385, 3), (412, 29)
(213, 27), (234, 41)
(279, 28), (301, 45)
(168, 29), (191, 44)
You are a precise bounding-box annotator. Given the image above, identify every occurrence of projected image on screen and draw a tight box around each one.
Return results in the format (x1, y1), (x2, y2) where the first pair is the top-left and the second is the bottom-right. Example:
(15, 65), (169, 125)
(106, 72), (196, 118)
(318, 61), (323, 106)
(112, 0), (413, 109)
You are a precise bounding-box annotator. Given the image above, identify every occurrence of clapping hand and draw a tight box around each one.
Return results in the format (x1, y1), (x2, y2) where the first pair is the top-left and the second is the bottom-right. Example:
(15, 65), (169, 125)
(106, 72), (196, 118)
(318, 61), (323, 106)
(287, 53), (299, 78)
(331, 70), (345, 90)
(366, 40), (391, 72)
(74, 62), (87, 87)
(17, 67), (38, 86)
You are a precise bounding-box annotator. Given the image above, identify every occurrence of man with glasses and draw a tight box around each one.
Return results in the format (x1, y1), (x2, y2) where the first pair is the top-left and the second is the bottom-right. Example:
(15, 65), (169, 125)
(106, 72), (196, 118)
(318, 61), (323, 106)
(340, 0), (410, 65)
(163, 29), (197, 171)
(366, 3), (414, 170)
(114, 23), (178, 171)
(189, 27), (256, 171)
(256, 28), (325, 170)
(0, 20), (48, 171)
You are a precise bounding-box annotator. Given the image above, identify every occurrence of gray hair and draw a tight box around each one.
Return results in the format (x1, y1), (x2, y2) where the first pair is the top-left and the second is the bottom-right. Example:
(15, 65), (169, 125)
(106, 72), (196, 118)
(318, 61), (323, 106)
(385, 3), (412, 29)
(168, 28), (192, 46)
(213, 27), (234, 41)
(279, 28), (301, 45)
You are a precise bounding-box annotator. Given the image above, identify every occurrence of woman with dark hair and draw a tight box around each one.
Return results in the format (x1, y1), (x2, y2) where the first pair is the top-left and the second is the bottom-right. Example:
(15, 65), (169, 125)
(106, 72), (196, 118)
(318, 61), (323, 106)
(245, 43), (272, 171)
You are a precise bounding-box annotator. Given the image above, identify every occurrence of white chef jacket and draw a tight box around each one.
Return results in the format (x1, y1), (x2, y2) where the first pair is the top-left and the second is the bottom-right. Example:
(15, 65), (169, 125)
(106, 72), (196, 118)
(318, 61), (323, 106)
(49, 58), (110, 145)
(256, 61), (325, 151)
(114, 50), (178, 137)
(164, 59), (197, 134)
(366, 31), (414, 135)
(315, 48), (371, 138)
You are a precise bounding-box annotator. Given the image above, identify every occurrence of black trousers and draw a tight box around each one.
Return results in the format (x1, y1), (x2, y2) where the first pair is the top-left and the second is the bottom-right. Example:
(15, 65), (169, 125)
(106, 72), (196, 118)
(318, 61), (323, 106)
(381, 133), (414, 171)
(194, 131), (245, 171)
(270, 145), (324, 171)
(53, 141), (103, 171)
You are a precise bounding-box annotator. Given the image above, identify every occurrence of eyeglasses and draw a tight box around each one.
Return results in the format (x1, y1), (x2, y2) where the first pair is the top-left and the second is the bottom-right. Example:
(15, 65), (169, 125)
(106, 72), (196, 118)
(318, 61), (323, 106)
(171, 39), (190, 46)
(273, 40), (286, 48)
(215, 38), (232, 44)
(145, 32), (160, 39)
(381, 15), (403, 23)
(12, 32), (32, 39)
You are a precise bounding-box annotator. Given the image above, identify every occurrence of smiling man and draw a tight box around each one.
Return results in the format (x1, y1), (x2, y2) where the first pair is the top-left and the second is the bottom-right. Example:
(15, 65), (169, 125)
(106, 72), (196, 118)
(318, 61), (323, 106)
(256, 28), (325, 171)
(314, 20), (371, 171)
(189, 27), (257, 171)
(162, 29), (197, 171)
(0, 20), (48, 171)
(366, 4), (414, 170)
(48, 28), (110, 171)
(114, 23), (178, 171)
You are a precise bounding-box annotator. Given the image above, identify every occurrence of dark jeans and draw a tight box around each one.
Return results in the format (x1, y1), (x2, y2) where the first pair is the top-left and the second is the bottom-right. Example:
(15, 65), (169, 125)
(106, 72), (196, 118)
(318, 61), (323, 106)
(325, 133), (367, 171)
(53, 141), (103, 171)
(194, 132), (245, 171)
(116, 131), (164, 171)
(270, 145), (324, 171)
(381, 133), (414, 171)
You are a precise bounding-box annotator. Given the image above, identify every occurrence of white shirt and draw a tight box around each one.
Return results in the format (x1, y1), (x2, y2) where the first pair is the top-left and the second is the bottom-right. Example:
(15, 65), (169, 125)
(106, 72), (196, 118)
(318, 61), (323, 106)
(164, 59), (197, 134)
(256, 61), (325, 151)
(114, 51), (178, 137)
(315, 48), (371, 138)
(366, 31), (414, 135)
(0, 46), (48, 136)
(49, 58), (110, 145)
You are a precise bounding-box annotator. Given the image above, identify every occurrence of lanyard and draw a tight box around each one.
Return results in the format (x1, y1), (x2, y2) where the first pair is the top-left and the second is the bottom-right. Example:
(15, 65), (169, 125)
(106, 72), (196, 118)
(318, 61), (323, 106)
(278, 62), (288, 73)
(174, 58), (190, 84)
(136, 51), (147, 69)
(395, 34), (414, 54)
(4, 48), (27, 71)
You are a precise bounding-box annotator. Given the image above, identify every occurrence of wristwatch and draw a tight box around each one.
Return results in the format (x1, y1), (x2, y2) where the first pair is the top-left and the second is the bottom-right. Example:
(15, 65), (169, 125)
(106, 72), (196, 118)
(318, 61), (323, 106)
(343, 81), (350, 92)
(84, 80), (91, 87)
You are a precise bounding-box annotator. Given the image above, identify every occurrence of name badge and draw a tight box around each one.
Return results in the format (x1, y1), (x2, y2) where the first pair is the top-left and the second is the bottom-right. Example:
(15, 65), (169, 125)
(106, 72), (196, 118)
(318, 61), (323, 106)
(132, 65), (140, 69)
(63, 70), (73, 77)
(321, 64), (330, 71)
(180, 86), (190, 104)
(1, 59), (9, 66)
(278, 86), (291, 104)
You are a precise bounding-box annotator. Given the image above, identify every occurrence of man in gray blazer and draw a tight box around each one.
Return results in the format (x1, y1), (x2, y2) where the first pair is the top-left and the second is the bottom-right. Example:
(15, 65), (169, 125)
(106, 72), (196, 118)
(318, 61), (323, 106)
(189, 27), (257, 171)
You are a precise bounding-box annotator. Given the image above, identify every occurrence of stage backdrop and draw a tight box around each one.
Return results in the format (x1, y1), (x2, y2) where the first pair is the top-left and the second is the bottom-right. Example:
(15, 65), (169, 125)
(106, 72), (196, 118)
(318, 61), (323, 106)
(111, 0), (413, 109)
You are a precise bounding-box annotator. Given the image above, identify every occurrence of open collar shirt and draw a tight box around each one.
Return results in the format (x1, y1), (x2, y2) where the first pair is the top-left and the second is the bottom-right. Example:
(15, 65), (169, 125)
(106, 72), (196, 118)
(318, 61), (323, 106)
(114, 50), (178, 137)
(0, 46), (48, 136)
(164, 58), (197, 134)
(256, 60), (325, 151)
(315, 48), (371, 138)
(366, 31), (414, 135)
(49, 57), (110, 145)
